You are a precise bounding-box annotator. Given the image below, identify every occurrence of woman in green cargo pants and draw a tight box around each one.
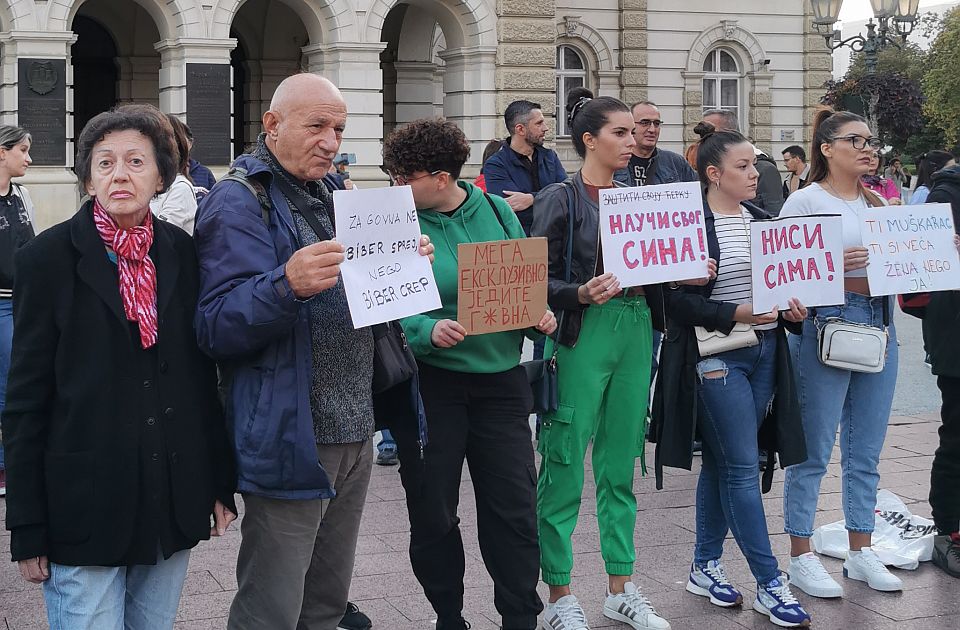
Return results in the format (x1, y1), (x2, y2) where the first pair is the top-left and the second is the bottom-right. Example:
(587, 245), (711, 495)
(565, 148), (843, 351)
(531, 88), (714, 630)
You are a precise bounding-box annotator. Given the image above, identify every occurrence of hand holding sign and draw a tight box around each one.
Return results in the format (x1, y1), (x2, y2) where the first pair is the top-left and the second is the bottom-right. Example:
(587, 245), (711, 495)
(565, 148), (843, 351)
(578, 272), (621, 305)
(285, 240), (346, 299)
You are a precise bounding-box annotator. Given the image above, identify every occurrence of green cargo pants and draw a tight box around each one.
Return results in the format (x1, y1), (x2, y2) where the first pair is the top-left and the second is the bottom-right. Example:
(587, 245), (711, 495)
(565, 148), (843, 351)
(536, 295), (652, 585)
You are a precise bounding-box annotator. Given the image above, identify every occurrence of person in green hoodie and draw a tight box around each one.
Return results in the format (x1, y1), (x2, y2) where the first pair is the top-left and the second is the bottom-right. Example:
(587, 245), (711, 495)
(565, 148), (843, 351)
(383, 118), (556, 630)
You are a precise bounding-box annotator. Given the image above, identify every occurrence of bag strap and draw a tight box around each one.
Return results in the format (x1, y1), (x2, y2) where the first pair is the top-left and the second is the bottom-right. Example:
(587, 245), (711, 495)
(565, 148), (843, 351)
(220, 167), (272, 227)
(549, 181), (577, 361)
(483, 192), (509, 238)
(273, 175), (334, 242)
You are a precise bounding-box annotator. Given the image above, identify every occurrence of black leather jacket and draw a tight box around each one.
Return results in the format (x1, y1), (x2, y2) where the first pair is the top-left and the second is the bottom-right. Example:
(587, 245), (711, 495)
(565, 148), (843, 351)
(531, 172), (665, 346)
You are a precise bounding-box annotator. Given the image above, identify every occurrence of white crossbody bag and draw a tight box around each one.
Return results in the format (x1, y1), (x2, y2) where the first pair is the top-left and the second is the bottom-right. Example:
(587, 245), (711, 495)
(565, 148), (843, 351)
(816, 297), (889, 374)
(695, 322), (758, 357)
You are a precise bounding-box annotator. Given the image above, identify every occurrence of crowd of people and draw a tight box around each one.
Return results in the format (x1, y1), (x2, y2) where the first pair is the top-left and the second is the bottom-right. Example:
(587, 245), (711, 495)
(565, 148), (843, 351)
(1, 69), (959, 630)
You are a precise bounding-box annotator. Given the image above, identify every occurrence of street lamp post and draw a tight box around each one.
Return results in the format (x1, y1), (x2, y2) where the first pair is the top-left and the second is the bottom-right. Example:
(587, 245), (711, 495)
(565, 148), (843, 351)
(810, 0), (921, 74)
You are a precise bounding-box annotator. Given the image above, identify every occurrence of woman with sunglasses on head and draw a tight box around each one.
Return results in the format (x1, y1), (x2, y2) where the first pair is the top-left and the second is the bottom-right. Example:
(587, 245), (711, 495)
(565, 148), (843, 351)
(532, 88), (714, 630)
(779, 107), (902, 597)
(652, 122), (811, 627)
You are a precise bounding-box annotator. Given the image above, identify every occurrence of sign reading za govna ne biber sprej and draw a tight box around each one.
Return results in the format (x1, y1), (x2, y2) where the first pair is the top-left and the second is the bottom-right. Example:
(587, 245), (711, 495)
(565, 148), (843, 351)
(457, 237), (548, 335)
(334, 185), (441, 328)
(749, 215), (844, 314)
(598, 182), (709, 285)
(860, 203), (960, 296)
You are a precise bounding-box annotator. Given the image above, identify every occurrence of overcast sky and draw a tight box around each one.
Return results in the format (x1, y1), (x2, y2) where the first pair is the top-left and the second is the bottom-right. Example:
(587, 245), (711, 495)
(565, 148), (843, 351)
(838, 0), (955, 22)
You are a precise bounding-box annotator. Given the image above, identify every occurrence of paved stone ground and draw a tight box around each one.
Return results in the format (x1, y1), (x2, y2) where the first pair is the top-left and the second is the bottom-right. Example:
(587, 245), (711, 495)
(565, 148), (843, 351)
(2, 408), (958, 630)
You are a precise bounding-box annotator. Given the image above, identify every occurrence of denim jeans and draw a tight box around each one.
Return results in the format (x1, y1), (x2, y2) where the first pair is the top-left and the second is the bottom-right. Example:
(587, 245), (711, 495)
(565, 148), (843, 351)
(783, 292), (898, 537)
(0, 298), (13, 470)
(694, 329), (780, 584)
(42, 548), (190, 630)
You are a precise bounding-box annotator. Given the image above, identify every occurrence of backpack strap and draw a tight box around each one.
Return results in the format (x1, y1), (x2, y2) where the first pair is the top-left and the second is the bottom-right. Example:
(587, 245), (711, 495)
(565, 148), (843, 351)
(482, 192), (509, 237)
(220, 167), (272, 227)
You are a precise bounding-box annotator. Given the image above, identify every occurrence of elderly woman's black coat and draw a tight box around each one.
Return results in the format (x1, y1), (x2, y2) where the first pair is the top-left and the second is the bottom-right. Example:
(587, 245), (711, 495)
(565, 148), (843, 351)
(2, 201), (236, 565)
(650, 201), (807, 492)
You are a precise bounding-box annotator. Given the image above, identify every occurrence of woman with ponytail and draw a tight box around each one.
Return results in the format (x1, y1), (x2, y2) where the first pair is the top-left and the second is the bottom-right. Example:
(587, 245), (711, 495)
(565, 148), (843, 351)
(531, 88), (710, 630)
(652, 122), (811, 627)
(779, 107), (903, 597)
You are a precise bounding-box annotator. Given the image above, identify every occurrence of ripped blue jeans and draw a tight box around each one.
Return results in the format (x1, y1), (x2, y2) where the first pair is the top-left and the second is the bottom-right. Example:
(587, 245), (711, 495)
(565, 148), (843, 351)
(694, 329), (780, 584)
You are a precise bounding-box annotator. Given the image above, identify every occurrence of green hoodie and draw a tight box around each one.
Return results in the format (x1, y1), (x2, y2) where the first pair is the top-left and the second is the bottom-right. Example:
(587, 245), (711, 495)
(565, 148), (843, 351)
(401, 182), (542, 373)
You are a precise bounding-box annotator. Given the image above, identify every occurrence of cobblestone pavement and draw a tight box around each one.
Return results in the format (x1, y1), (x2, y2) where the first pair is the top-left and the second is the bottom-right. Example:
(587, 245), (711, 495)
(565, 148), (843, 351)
(2, 408), (958, 630)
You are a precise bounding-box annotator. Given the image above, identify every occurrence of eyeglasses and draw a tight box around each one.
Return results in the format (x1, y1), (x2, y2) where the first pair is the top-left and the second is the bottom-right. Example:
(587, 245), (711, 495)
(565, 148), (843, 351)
(830, 135), (883, 151)
(635, 119), (662, 129)
(391, 170), (444, 185)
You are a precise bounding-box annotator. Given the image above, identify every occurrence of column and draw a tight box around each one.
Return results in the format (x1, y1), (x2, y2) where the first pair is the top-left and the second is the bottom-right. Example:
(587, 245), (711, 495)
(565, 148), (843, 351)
(802, 6), (833, 145)
(439, 46), (498, 173)
(495, 0), (556, 134)
(0, 30), (79, 230)
(619, 0), (648, 105)
(307, 42), (388, 184)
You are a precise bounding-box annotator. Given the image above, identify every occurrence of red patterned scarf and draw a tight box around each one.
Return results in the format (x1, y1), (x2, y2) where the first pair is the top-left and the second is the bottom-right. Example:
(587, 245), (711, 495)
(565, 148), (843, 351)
(92, 200), (158, 349)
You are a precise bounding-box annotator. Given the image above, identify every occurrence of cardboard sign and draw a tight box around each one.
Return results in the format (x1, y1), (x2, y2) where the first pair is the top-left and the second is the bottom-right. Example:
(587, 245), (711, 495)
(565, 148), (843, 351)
(599, 182), (709, 285)
(750, 215), (845, 313)
(334, 185), (441, 328)
(457, 237), (548, 335)
(861, 203), (960, 296)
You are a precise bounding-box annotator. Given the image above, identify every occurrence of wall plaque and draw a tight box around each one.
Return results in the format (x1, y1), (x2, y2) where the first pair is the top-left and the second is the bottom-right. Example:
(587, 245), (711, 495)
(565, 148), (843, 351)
(17, 59), (67, 166)
(186, 63), (231, 165)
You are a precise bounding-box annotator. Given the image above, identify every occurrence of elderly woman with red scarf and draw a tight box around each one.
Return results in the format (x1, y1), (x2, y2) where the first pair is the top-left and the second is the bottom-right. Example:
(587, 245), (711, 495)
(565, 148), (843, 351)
(1, 104), (236, 630)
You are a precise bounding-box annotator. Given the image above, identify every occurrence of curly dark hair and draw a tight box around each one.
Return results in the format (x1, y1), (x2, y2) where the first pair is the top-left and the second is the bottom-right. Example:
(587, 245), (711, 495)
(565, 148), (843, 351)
(74, 103), (178, 195)
(382, 118), (471, 181)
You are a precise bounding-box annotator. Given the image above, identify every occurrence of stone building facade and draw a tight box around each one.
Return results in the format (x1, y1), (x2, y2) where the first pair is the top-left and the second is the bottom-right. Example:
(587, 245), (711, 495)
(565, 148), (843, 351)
(0, 0), (829, 229)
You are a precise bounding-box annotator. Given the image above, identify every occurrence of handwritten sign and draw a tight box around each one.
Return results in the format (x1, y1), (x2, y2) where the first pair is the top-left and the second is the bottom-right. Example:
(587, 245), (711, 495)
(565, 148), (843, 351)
(599, 182), (709, 285)
(457, 238), (548, 335)
(861, 204), (960, 296)
(334, 186), (441, 328)
(750, 216), (844, 313)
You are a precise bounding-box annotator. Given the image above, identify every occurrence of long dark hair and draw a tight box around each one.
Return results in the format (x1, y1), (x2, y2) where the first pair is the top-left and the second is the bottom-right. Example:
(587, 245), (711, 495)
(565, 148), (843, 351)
(808, 106), (884, 207)
(565, 87), (630, 159)
(915, 150), (954, 188)
(693, 121), (749, 188)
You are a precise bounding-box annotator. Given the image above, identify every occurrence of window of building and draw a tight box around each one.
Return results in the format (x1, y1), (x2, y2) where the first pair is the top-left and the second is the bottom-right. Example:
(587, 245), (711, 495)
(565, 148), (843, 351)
(702, 48), (740, 126)
(556, 45), (587, 137)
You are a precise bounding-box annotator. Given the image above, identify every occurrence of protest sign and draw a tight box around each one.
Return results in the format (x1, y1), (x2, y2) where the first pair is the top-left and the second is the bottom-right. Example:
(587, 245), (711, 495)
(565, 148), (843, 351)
(750, 215), (844, 313)
(334, 185), (441, 328)
(456, 237), (548, 335)
(599, 181), (709, 285)
(861, 203), (960, 296)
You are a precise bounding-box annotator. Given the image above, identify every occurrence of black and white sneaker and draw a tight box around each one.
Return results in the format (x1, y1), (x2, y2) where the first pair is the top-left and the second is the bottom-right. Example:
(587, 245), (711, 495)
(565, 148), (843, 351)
(338, 601), (372, 630)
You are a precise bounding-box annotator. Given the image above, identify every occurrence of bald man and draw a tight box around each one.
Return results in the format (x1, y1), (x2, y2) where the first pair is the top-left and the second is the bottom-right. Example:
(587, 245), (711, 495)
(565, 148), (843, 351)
(193, 73), (429, 630)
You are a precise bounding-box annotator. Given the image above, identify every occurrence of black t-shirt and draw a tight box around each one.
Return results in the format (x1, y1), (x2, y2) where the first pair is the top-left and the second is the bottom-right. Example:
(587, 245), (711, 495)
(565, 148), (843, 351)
(510, 147), (541, 192)
(0, 187), (36, 290)
(628, 155), (652, 187)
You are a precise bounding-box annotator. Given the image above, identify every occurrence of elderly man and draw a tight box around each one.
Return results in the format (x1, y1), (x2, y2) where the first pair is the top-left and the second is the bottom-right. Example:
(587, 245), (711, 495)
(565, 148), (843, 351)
(194, 73), (429, 630)
(702, 108), (785, 215)
(482, 99), (567, 236)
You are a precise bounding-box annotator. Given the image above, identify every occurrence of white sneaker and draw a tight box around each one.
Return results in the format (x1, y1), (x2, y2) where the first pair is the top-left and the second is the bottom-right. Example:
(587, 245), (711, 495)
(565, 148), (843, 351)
(541, 594), (589, 630)
(843, 547), (903, 592)
(603, 582), (671, 630)
(787, 552), (843, 598)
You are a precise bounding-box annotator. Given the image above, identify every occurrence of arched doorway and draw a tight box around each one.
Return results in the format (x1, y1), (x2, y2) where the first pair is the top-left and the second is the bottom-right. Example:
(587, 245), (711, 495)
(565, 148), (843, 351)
(229, 0), (310, 157)
(70, 0), (161, 139)
(377, 0), (497, 172)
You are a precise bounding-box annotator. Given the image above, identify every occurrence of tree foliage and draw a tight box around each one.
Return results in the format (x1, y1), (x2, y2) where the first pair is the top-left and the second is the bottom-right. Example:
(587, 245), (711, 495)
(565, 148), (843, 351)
(822, 72), (925, 147)
(922, 7), (960, 145)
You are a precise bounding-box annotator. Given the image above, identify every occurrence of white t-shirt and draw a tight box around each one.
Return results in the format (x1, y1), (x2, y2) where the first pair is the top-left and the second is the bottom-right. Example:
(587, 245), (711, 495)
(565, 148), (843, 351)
(779, 182), (886, 278)
(150, 174), (198, 235)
